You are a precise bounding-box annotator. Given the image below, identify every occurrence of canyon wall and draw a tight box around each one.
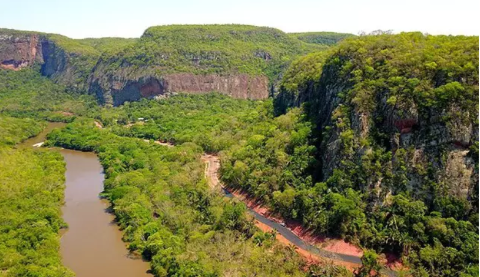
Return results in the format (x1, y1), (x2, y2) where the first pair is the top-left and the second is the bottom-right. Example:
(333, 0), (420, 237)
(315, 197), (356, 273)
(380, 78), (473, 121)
(0, 33), (43, 70)
(2, 25), (314, 105)
(89, 72), (269, 106)
(275, 33), (479, 207)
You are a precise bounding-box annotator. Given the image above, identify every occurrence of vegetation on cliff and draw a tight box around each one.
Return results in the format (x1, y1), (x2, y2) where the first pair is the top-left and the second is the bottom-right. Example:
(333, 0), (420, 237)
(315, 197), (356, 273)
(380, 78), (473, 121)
(289, 32), (355, 46)
(274, 51), (329, 115)
(94, 25), (327, 82)
(271, 32), (479, 276)
(0, 26), (478, 277)
(0, 117), (72, 277)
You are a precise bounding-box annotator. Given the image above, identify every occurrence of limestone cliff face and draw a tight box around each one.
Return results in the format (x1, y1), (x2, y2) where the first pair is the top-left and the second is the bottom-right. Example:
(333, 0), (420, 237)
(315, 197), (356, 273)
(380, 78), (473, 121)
(0, 33), (43, 70)
(0, 31), (93, 92)
(0, 29), (271, 104)
(276, 33), (479, 208)
(90, 71), (269, 106)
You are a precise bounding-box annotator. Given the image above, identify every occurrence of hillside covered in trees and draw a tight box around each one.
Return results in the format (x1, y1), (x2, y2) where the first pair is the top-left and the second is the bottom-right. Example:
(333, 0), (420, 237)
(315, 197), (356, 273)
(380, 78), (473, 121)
(289, 32), (355, 46)
(1, 25), (337, 106)
(272, 32), (479, 276)
(0, 25), (478, 277)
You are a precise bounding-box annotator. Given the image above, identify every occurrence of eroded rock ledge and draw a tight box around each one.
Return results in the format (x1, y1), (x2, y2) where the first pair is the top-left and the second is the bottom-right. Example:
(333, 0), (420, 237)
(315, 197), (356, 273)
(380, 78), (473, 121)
(90, 73), (269, 106)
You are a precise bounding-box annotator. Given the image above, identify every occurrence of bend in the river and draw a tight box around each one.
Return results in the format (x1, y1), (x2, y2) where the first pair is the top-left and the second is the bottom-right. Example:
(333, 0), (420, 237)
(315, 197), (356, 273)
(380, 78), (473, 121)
(21, 123), (151, 277)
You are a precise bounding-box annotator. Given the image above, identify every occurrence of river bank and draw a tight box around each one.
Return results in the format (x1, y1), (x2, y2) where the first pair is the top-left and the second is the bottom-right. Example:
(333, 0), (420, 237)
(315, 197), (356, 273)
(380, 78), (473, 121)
(22, 122), (151, 277)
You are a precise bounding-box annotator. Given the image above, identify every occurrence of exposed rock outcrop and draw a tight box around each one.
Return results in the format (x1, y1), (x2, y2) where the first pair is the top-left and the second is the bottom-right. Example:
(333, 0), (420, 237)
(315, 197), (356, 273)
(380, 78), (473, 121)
(0, 33), (43, 70)
(1, 26), (282, 104)
(90, 72), (269, 106)
(0, 30), (95, 92)
(276, 33), (479, 207)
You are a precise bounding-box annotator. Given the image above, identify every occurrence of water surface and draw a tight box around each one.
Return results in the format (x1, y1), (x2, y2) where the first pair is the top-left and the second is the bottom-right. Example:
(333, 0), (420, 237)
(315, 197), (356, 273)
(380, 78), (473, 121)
(21, 122), (151, 277)
(60, 150), (150, 277)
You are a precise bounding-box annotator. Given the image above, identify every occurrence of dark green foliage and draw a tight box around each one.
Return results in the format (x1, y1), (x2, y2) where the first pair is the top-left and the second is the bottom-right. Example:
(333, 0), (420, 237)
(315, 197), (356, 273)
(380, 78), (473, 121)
(273, 32), (479, 276)
(290, 32), (355, 46)
(221, 107), (317, 220)
(46, 119), (308, 276)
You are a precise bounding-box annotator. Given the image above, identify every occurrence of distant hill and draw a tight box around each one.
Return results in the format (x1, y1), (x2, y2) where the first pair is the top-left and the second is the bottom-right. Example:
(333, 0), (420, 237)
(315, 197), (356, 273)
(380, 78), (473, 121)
(289, 31), (355, 46)
(0, 25), (329, 106)
(90, 25), (328, 105)
(0, 28), (134, 92)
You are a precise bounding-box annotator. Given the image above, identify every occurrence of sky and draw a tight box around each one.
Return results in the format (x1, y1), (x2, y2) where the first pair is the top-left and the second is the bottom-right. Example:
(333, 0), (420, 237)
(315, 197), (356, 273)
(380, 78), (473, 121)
(1, 0), (478, 39)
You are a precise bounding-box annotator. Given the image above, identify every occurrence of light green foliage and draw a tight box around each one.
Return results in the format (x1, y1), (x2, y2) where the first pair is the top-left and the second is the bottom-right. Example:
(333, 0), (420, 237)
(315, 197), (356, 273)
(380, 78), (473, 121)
(77, 37), (138, 54)
(0, 118), (72, 277)
(99, 93), (266, 153)
(98, 25), (327, 81)
(0, 69), (98, 120)
(280, 51), (328, 92)
(0, 116), (44, 146)
(356, 250), (381, 277)
(275, 51), (328, 115)
(289, 32), (355, 46)
(324, 32), (478, 117)
(46, 119), (308, 276)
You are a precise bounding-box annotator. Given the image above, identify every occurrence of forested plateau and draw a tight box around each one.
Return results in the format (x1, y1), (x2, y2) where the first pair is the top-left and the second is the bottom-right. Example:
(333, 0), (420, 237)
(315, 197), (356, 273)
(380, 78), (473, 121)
(0, 25), (478, 277)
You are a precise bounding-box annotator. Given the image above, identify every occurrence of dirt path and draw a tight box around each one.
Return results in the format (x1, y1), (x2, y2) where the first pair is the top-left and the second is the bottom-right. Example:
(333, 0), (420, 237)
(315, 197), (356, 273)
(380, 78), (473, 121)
(153, 140), (174, 147)
(201, 154), (221, 189)
(142, 139), (174, 147)
(94, 121), (103, 129)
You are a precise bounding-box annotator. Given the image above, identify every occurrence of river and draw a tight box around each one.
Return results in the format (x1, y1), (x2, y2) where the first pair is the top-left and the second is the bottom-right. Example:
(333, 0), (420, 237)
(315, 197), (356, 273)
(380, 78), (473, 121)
(22, 122), (393, 276)
(21, 122), (151, 277)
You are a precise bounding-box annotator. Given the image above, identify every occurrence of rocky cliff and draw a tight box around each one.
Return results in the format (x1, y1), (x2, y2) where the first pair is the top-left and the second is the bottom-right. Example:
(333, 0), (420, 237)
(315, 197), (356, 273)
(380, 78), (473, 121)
(87, 25), (325, 105)
(277, 32), (479, 209)
(1, 26), (329, 106)
(0, 32), (43, 70)
(90, 72), (269, 106)
(0, 29), (100, 92)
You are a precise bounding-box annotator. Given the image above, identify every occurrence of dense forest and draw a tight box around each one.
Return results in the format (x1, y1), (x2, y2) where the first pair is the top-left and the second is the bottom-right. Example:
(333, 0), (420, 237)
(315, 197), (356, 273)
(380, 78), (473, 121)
(0, 25), (478, 277)
(289, 32), (355, 46)
(0, 70), (349, 276)
(0, 116), (72, 276)
(273, 32), (479, 276)
(0, 68), (97, 121)
(95, 25), (327, 80)
(45, 119), (315, 276)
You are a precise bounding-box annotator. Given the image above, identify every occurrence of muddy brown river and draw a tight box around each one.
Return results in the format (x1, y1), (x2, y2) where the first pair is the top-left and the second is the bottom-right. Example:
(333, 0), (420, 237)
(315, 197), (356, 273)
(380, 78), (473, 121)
(21, 123), (151, 277)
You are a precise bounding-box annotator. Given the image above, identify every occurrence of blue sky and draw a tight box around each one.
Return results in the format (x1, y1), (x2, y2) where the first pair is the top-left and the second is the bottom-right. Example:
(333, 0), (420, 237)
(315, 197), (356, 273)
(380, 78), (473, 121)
(1, 0), (478, 38)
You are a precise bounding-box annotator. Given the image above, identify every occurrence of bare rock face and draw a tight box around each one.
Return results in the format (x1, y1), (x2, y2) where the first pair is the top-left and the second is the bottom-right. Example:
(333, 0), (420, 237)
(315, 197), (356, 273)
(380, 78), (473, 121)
(0, 33), (43, 70)
(1, 29), (271, 104)
(442, 149), (475, 199)
(0, 32), (92, 92)
(164, 73), (268, 99)
(90, 72), (269, 106)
